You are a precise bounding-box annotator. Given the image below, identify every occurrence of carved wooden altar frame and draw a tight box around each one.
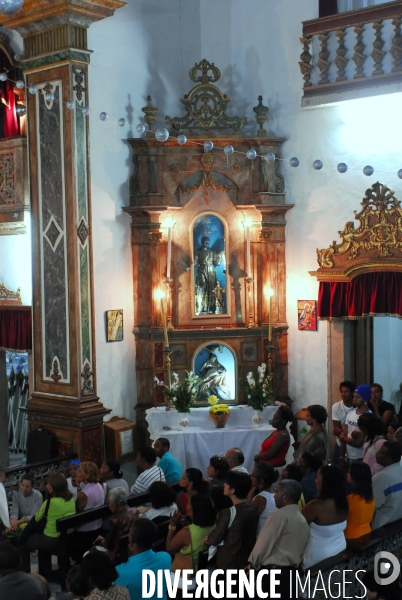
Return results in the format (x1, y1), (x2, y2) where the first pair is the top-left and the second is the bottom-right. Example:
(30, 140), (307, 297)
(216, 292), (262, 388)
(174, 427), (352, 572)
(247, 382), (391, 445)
(124, 61), (294, 441)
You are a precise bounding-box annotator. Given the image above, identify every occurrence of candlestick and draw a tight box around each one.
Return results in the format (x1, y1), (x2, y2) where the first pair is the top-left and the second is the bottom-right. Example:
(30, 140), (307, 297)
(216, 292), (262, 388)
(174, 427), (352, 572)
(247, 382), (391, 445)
(245, 220), (251, 277)
(160, 296), (169, 346)
(166, 225), (172, 282)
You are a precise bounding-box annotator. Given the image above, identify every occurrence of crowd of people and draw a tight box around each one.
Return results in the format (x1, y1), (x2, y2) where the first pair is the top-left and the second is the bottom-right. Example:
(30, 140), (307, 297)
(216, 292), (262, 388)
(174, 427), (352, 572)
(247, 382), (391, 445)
(0, 388), (401, 599)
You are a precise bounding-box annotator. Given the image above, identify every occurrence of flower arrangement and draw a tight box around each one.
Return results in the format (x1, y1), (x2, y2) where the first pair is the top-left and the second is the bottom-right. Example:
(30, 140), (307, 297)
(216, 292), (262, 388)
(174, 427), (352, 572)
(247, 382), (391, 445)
(208, 395), (230, 415)
(153, 371), (201, 413)
(240, 363), (274, 410)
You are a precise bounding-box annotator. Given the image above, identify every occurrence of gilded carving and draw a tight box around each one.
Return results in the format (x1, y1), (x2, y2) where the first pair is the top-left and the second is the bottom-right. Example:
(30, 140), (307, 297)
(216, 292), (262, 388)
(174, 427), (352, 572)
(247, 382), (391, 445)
(0, 283), (21, 302)
(73, 67), (86, 101)
(165, 59), (247, 132)
(81, 362), (94, 396)
(233, 163), (242, 172)
(170, 163), (181, 173)
(317, 182), (402, 268)
(177, 170), (238, 206)
(148, 231), (162, 245)
(259, 229), (273, 243)
(0, 152), (14, 205)
(50, 358), (62, 383)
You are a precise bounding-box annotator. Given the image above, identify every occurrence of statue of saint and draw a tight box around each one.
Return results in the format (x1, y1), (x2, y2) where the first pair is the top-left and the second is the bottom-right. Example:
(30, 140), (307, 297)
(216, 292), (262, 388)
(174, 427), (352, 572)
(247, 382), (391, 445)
(212, 281), (225, 314)
(196, 345), (231, 402)
(194, 236), (225, 314)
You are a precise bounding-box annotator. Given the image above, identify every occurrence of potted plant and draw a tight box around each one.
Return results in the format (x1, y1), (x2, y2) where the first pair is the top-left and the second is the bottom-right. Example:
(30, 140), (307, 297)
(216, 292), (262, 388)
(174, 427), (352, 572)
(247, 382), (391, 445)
(208, 395), (230, 428)
(240, 363), (274, 427)
(154, 371), (201, 429)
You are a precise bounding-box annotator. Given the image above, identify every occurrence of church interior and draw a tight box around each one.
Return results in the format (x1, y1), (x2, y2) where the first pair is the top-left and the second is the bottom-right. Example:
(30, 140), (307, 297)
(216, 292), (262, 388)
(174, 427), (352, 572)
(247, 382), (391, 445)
(0, 0), (402, 598)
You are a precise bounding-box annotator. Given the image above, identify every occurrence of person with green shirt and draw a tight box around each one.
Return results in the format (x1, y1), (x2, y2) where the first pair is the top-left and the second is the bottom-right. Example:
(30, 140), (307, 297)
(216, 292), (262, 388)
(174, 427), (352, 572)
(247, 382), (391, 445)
(20, 472), (76, 576)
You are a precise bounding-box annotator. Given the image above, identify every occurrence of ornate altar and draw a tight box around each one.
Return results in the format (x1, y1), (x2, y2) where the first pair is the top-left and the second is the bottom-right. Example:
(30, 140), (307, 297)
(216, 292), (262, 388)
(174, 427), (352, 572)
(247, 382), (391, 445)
(124, 60), (294, 441)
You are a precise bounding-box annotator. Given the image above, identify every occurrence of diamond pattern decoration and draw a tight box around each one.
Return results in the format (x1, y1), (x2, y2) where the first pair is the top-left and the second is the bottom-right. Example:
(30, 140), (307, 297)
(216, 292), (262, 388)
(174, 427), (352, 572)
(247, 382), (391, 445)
(43, 215), (63, 251)
(77, 217), (90, 246)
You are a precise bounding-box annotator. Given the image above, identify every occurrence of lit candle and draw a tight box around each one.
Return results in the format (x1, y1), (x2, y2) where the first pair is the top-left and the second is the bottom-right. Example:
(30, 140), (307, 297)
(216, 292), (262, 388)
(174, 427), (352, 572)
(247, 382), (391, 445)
(166, 224), (172, 282)
(160, 295), (169, 346)
(268, 288), (273, 342)
(245, 218), (252, 277)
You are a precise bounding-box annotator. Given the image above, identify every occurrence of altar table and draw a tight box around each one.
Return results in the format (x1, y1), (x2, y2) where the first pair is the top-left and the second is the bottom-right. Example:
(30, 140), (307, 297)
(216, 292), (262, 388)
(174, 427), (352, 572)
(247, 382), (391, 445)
(145, 406), (294, 476)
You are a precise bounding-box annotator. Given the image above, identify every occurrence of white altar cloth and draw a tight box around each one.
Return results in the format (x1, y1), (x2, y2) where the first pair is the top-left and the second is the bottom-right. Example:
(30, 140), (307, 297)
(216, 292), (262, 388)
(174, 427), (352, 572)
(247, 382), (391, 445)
(145, 406), (293, 476)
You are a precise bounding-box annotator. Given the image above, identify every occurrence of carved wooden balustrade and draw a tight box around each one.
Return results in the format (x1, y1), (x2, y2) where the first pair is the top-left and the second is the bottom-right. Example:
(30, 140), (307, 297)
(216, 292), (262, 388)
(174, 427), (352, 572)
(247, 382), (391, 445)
(300, 0), (402, 104)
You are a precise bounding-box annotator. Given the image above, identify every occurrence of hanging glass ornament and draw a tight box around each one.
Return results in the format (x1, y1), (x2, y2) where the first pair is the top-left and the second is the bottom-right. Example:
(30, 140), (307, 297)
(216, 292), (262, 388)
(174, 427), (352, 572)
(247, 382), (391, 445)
(177, 134), (187, 145)
(313, 159), (323, 170)
(363, 165), (374, 176)
(136, 123), (146, 135)
(337, 163), (348, 173)
(224, 145), (234, 156)
(81, 106), (90, 115)
(99, 112), (108, 121)
(66, 100), (75, 110)
(15, 79), (24, 89)
(28, 85), (38, 95)
(15, 105), (26, 116)
(0, 0), (24, 15)
(290, 157), (299, 167)
(247, 149), (257, 160)
(203, 140), (214, 152)
(265, 152), (275, 163)
(398, 169), (402, 180)
(44, 92), (54, 102)
(155, 127), (169, 142)
(118, 118), (126, 127)
(0, 73), (8, 82)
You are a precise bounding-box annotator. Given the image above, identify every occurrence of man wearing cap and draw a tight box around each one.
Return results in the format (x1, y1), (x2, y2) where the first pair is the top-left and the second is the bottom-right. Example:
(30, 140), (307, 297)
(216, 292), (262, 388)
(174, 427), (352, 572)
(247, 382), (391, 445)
(66, 459), (81, 500)
(339, 384), (371, 464)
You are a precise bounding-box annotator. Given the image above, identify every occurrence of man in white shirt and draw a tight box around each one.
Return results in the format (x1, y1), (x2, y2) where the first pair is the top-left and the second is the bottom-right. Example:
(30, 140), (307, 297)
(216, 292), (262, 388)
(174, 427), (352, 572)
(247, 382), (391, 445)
(339, 384), (371, 464)
(8, 475), (42, 531)
(130, 447), (165, 495)
(372, 441), (402, 529)
(331, 380), (355, 464)
(225, 447), (249, 474)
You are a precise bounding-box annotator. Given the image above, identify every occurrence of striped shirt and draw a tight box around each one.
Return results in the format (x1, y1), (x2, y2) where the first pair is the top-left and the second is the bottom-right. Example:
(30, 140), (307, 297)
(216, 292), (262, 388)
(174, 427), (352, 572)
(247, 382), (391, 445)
(130, 465), (165, 495)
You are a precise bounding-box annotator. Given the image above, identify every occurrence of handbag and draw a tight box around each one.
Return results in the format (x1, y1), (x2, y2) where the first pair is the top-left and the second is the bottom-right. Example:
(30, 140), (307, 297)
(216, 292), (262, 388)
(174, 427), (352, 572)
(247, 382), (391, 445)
(172, 526), (194, 572)
(17, 498), (51, 546)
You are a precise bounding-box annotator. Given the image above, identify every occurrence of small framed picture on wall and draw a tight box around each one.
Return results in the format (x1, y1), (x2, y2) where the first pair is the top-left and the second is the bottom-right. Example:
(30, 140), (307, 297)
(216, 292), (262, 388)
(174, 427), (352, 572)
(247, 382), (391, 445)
(297, 300), (317, 331)
(106, 309), (123, 341)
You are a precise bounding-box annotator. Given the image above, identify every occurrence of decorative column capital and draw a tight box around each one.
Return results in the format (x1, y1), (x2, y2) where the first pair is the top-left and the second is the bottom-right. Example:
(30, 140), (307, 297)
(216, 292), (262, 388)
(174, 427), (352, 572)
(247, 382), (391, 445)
(0, 1), (125, 34)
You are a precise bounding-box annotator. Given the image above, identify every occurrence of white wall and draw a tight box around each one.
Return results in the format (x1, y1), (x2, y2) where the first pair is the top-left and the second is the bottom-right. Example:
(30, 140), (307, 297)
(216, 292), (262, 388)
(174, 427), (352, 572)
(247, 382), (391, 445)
(374, 317), (402, 403)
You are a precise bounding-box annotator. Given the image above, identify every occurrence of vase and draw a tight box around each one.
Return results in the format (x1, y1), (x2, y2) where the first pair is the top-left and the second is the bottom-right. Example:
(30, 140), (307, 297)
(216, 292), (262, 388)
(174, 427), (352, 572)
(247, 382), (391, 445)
(210, 413), (229, 429)
(252, 409), (263, 428)
(178, 412), (189, 430)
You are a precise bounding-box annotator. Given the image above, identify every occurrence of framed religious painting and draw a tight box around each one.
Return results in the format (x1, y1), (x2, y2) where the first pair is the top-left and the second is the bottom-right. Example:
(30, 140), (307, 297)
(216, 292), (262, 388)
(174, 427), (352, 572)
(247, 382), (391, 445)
(106, 309), (123, 341)
(297, 300), (317, 331)
(192, 213), (228, 316)
(192, 341), (236, 404)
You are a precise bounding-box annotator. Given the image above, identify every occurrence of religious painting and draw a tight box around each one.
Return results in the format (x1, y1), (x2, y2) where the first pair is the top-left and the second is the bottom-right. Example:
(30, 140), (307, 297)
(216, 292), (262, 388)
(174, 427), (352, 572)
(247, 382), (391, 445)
(192, 214), (227, 316)
(106, 309), (123, 341)
(193, 342), (236, 403)
(297, 300), (317, 331)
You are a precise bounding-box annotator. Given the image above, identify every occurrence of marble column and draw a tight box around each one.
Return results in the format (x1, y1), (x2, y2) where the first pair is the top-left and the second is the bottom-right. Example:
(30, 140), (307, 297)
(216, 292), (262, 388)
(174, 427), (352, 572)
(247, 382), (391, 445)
(2, 0), (124, 462)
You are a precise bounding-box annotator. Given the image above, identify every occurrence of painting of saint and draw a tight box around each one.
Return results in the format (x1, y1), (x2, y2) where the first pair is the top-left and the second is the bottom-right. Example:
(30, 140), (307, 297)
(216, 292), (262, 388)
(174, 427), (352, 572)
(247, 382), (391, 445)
(297, 300), (317, 331)
(193, 215), (227, 315)
(106, 309), (123, 341)
(194, 343), (235, 403)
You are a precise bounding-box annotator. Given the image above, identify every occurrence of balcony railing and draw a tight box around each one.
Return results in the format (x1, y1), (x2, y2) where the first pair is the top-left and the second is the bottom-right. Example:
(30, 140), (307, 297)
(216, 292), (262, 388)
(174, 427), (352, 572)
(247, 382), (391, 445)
(300, 0), (402, 104)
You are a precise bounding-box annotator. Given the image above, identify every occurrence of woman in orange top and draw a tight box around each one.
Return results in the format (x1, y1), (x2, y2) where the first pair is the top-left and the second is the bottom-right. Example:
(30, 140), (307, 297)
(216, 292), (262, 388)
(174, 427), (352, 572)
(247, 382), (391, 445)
(345, 462), (375, 539)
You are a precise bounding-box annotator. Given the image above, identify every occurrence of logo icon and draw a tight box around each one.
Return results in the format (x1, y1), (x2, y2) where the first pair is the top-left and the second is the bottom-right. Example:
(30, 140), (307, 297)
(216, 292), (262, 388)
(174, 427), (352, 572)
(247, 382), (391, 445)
(374, 551), (401, 585)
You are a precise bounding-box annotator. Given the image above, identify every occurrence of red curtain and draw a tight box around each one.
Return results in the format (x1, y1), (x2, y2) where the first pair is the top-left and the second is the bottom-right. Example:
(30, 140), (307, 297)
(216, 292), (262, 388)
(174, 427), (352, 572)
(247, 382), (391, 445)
(318, 272), (402, 320)
(0, 308), (32, 351)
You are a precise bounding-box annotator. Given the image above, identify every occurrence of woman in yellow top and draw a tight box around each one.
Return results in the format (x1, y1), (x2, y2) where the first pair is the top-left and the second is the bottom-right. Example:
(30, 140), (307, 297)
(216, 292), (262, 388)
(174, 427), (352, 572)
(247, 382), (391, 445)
(166, 493), (216, 572)
(345, 462), (375, 539)
(20, 472), (76, 575)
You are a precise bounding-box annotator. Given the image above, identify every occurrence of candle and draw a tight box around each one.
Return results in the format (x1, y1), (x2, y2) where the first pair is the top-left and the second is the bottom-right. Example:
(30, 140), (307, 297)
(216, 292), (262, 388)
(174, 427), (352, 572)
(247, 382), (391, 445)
(160, 296), (169, 346)
(245, 219), (252, 277)
(166, 225), (172, 282)
(268, 288), (273, 342)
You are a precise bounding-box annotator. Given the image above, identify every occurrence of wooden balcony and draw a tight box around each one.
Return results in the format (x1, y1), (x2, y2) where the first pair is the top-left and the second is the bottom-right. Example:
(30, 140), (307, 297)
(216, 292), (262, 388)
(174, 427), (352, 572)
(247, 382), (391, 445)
(300, 0), (402, 106)
(0, 136), (29, 235)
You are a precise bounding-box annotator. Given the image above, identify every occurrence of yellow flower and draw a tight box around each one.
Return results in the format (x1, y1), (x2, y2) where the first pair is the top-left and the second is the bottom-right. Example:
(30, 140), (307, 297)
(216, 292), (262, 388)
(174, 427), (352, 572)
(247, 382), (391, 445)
(208, 395), (219, 406)
(210, 403), (230, 414)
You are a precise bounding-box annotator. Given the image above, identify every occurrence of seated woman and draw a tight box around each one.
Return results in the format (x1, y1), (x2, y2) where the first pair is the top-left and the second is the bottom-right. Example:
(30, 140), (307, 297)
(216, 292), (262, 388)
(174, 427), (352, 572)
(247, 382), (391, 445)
(302, 465), (348, 569)
(207, 456), (230, 489)
(142, 481), (178, 520)
(178, 468), (209, 514)
(99, 460), (129, 497)
(205, 471), (259, 570)
(20, 472), (76, 576)
(254, 405), (293, 467)
(166, 494), (216, 573)
(345, 462), (375, 540)
(298, 451), (322, 504)
(74, 461), (105, 557)
(249, 463), (278, 535)
(358, 413), (386, 476)
(94, 487), (138, 563)
(80, 549), (130, 600)
(296, 405), (328, 463)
